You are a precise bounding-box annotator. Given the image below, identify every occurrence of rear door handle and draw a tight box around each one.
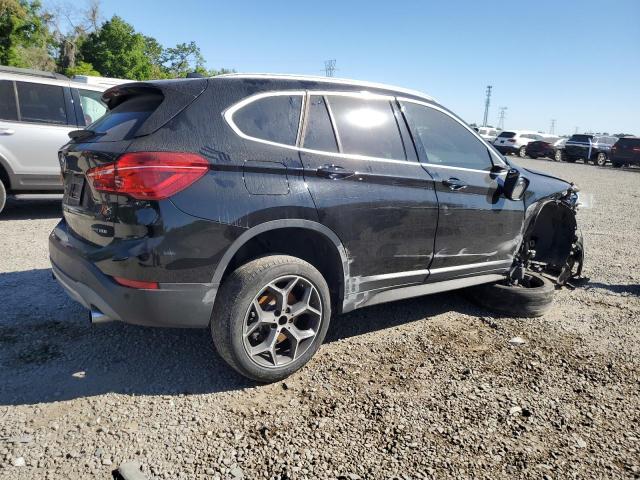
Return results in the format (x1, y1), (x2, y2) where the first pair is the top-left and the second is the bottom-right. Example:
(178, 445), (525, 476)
(316, 164), (354, 180)
(442, 178), (467, 191)
(0, 128), (15, 135)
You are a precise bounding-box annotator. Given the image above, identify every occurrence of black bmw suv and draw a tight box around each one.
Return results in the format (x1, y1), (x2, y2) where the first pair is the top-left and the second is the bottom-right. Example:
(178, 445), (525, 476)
(50, 74), (584, 381)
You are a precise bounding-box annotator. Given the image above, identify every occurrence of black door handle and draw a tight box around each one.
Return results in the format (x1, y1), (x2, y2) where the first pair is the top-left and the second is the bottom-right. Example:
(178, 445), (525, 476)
(442, 178), (468, 191)
(317, 164), (354, 180)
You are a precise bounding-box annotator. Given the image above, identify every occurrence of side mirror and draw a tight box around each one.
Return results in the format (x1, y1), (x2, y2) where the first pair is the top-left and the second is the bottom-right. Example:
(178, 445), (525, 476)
(502, 168), (529, 200)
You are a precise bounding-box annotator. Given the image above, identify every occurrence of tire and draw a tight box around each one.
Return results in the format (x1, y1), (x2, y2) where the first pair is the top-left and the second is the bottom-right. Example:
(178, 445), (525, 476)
(466, 272), (554, 318)
(519, 146), (527, 158)
(0, 180), (6, 215)
(210, 255), (331, 382)
(595, 152), (607, 167)
(554, 150), (564, 162)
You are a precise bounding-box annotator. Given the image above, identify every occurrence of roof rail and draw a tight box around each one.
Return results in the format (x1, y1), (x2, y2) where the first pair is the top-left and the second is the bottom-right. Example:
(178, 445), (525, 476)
(0, 65), (68, 80)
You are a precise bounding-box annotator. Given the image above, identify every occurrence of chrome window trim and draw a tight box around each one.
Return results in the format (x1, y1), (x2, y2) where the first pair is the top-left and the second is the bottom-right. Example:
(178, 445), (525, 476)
(322, 93), (343, 152)
(223, 90), (508, 173)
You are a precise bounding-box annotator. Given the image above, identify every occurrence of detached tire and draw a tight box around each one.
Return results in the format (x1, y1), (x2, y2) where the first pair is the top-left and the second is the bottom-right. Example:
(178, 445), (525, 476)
(210, 255), (331, 382)
(467, 273), (554, 318)
(0, 180), (6, 215)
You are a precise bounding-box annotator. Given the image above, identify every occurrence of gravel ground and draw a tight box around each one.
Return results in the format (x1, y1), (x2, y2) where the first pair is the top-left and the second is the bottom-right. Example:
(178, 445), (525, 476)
(0, 158), (639, 480)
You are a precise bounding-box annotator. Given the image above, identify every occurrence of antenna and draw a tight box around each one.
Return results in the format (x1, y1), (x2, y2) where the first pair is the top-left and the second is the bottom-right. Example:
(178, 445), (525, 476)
(482, 85), (492, 127)
(498, 106), (507, 130)
(324, 59), (337, 77)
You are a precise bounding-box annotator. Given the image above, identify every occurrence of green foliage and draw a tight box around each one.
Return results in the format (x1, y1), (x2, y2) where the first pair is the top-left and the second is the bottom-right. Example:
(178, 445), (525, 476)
(80, 15), (153, 80)
(64, 60), (100, 77)
(0, 0), (54, 69)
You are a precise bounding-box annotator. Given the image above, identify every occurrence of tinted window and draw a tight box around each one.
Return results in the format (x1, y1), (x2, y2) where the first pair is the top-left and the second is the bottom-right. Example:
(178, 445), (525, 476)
(234, 95), (302, 146)
(497, 131), (516, 138)
(303, 95), (338, 152)
(0, 80), (18, 121)
(402, 102), (492, 170)
(569, 134), (593, 142)
(86, 93), (162, 142)
(328, 96), (405, 159)
(78, 89), (107, 125)
(616, 137), (640, 147)
(16, 81), (67, 125)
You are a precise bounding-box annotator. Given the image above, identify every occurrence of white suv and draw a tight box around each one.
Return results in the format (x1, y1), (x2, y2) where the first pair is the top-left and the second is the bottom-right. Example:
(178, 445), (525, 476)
(0, 67), (128, 214)
(493, 130), (544, 157)
(477, 127), (501, 144)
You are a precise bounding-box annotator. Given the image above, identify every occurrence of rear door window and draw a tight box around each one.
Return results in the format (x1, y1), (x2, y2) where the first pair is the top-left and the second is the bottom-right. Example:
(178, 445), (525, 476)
(303, 95), (338, 152)
(327, 95), (405, 159)
(497, 131), (516, 138)
(401, 102), (493, 170)
(233, 94), (303, 146)
(77, 89), (108, 126)
(15, 81), (68, 125)
(0, 80), (18, 121)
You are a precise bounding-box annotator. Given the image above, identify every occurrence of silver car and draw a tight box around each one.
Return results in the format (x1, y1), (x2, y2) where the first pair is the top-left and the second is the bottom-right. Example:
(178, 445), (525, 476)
(0, 67), (121, 214)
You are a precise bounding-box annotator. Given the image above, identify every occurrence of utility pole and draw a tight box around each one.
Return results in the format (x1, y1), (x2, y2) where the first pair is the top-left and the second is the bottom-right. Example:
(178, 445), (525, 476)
(549, 119), (556, 135)
(482, 85), (492, 127)
(498, 106), (507, 130)
(574, 126), (579, 134)
(324, 59), (336, 77)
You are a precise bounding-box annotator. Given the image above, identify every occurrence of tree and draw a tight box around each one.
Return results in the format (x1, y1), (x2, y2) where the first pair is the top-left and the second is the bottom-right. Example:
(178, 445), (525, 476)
(64, 60), (99, 76)
(0, 0), (54, 69)
(80, 15), (153, 80)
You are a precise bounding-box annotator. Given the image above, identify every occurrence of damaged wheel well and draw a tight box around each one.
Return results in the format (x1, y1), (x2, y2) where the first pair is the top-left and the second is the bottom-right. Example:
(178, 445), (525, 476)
(220, 227), (345, 312)
(526, 201), (577, 266)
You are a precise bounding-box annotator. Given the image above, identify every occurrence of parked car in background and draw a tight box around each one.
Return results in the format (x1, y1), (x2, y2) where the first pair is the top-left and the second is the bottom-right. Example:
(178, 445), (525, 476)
(50, 73), (584, 382)
(525, 139), (555, 159)
(493, 130), (543, 157)
(563, 134), (593, 163)
(610, 137), (640, 167)
(0, 66), (128, 214)
(478, 126), (500, 144)
(591, 135), (619, 166)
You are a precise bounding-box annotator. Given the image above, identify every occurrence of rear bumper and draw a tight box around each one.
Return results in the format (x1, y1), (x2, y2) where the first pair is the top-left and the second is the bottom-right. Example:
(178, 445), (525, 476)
(49, 221), (214, 328)
(494, 145), (518, 154)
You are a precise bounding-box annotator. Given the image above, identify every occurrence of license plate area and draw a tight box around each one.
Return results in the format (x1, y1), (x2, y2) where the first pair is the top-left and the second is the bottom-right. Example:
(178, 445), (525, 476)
(64, 174), (85, 206)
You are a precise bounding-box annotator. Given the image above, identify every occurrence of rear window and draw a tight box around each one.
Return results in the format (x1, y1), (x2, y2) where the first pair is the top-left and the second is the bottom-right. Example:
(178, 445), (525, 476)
(497, 131), (515, 138)
(616, 137), (640, 147)
(86, 93), (163, 142)
(233, 95), (303, 146)
(569, 134), (593, 142)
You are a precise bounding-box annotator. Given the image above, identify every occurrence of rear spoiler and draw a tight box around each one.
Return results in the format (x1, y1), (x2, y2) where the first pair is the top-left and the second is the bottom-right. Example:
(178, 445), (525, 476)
(101, 79), (208, 138)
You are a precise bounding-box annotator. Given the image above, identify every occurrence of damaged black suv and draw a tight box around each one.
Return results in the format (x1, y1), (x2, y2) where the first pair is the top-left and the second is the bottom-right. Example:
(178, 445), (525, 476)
(49, 74), (584, 382)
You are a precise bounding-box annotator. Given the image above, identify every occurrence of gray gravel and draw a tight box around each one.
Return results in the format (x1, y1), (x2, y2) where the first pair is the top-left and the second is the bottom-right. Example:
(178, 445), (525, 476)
(1, 159), (639, 479)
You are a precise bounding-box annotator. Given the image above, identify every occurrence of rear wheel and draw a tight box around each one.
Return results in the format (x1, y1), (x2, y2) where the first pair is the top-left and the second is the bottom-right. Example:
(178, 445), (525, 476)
(519, 146), (527, 158)
(0, 180), (6, 215)
(210, 255), (331, 382)
(595, 152), (608, 167)
(466, 272), (555, 318)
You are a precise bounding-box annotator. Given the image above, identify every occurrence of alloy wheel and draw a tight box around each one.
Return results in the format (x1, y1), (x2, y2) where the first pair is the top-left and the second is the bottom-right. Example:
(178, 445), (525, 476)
(596, 153), (607, 166)
(242, 275), (322, 368)
(519, 147), (527, 158)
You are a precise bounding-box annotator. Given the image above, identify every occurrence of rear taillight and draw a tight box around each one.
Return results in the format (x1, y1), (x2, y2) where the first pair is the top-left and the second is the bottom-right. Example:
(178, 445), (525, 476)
(86, 152), (209, 200)
(113, 276), (159, 289)
(633, 147), (640, 152)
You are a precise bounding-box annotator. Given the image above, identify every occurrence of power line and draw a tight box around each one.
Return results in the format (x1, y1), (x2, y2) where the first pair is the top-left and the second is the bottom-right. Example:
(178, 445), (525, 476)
(549, 119), (556, 135)
(498, 106), (507, 130)
(324, 59), (337, 77)
(482, 85), (492, 127)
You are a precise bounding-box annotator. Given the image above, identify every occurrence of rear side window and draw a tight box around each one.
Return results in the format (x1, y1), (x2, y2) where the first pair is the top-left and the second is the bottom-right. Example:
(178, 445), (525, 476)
(401, 102), (492, 170)
(569, 134), (592, 142)
(16, 81), (67, 125)
(0, 80), (18, 121)
(87, 93), (163, 142)
(303, 95), (338, 152)
(78, 89), (108, 125)
(497, 131), (516, 138)
(328, 96), (405, 159)
(233, 95), (302, 146)
(617, 138), (640, 147)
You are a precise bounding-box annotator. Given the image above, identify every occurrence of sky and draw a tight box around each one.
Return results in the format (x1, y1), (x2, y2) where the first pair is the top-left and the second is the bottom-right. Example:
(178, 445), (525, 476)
(63, 0), (640, 135)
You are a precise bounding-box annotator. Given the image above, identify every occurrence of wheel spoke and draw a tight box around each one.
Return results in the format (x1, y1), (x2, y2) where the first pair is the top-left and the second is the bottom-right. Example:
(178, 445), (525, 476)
(249, 328), (278, 360)
(283, 325), (316, 360)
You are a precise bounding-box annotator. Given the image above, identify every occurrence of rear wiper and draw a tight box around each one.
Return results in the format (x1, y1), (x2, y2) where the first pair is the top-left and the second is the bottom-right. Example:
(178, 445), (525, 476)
(68, 129), (106, 141)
